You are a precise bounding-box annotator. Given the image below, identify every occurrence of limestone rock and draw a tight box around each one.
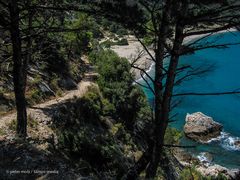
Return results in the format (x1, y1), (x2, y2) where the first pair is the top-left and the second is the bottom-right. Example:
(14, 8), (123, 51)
(197, 164), (240, 179)
(184, 112), (223, 143)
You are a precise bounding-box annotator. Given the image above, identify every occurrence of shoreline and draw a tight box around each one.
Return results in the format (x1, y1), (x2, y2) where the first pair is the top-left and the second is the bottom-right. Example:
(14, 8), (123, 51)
(112, 27), (240, 177)
(111, 35), (154, 80)
(173, 147), (240, 179)
(112, 28), (238, 81)
(183, 27), (238, 44)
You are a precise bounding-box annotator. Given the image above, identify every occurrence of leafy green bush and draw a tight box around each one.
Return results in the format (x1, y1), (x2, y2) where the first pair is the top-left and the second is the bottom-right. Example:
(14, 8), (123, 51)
(27, 88), (46, 105)
(78, 87), (104, 122)
(102, 98), (116, 116)
(52, 87), (133, 177)
(115, 38), (129, 46)
(100, 40), (113, 48)
(52, 49), (152, 178)
(100, 38), (128, 48)
(164, 127), (182, 145)
(89, 49), (152, 133)
(180, 167), (204, 180)
(116, 28), (128, 36)
(180, 167), (228, 180)
(208, 173), (228, 180)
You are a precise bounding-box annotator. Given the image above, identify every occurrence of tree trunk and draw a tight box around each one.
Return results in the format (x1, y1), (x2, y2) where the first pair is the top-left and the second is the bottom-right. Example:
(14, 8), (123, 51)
(9, 0), (27, 138)
(146, 0), (189, 178)
(145, 0), (173, 178)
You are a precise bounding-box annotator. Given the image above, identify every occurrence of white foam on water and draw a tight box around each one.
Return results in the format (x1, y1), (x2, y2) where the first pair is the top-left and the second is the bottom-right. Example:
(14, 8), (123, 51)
(207, 132), (228, 143)
(197, 152), (212, 166)
(207, 131), (240, 151)
(221, 136), (240, 151)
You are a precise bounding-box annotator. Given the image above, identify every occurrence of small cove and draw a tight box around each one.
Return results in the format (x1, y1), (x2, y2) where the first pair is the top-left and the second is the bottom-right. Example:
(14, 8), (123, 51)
(140, 31), (240, 168)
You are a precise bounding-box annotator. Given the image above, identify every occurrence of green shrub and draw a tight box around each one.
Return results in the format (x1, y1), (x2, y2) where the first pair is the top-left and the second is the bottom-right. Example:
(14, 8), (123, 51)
(164, 127), (182, 145)
(102, 98), (116, 116)
(100, 40), (113, 48)
(79, 89), (103, 122)
(100, 39), (128, 47)
(51, 48), (152, 178)
(89, 49), (151, 133)
(116, 28), (128, 36)
(209, 173), (228, 180)
(180, 167), (204, 180)
(180, 167), (228, 180)
(49, 74), (60, 92)
(27, 88), (45, 105)
(115, 38), (129, 46)
(31, 75), (42, 85)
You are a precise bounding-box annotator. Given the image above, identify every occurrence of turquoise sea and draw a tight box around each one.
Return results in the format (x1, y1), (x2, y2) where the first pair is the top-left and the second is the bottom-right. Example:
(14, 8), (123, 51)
(141, 31), (240, 168)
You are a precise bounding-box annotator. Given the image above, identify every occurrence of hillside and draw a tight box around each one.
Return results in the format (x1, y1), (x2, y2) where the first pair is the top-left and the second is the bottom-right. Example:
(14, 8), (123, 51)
(1, 1), (240, 180)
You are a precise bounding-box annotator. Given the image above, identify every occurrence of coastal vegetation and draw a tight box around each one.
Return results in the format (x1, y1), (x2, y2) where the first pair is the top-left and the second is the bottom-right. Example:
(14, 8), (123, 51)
(0, 0), (240, 179)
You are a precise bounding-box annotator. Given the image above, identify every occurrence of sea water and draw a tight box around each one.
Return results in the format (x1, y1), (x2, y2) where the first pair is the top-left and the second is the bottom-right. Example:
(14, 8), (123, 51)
(141, 31), (240, 168)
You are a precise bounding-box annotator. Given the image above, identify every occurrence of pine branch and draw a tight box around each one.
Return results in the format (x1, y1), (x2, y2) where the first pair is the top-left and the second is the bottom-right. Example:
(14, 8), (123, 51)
(173, 90), (240, 97)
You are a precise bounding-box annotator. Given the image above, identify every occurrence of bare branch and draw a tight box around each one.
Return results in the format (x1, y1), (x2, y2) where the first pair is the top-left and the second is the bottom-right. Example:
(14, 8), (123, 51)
(140, 71), (155, 95)
(163, 144), (196, 148)
(173, 89), (240, 97)
(131, 64), (155, 84)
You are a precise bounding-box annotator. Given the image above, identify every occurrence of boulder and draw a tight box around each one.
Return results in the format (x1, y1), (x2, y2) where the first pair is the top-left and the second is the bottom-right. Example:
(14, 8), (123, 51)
(184, 112), (223, 143)
(234, 140), (240, 148)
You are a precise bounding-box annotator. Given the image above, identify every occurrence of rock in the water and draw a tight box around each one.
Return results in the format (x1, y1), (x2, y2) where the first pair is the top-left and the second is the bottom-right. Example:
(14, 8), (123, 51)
(197, 164), (240, 179)
(234, 140), (240, 148)
(184, 112), (223, 143)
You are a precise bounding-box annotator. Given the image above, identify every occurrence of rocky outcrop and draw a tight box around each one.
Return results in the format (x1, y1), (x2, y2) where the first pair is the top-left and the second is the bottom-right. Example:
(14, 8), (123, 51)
(59, 77), (78, 90)
(173, 148), (200, 167)
(184, 112), (223, 143)
(197, 164), (240, 180)
(38, 82), (55, 96)
(174, 148), (240, 180)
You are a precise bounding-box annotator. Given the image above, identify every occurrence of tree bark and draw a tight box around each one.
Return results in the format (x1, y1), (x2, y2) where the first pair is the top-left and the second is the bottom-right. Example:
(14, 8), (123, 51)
(145, 0), (173, 178)
(9, 0), (27, 138)
(146, 0), (189, 178)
